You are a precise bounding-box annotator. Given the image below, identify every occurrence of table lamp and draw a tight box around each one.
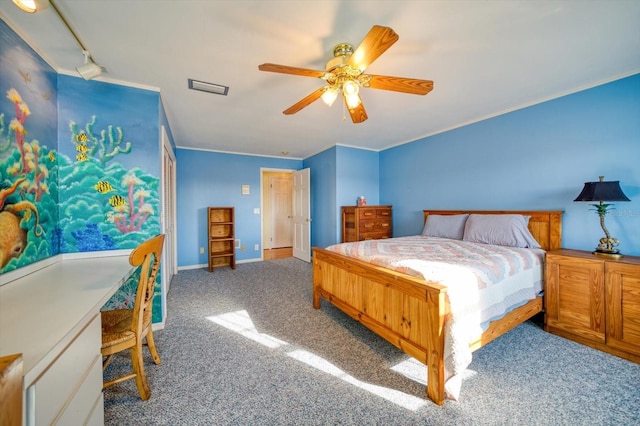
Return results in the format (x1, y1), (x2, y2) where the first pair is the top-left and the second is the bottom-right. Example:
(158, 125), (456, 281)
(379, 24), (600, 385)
(574, 176), (630, 259)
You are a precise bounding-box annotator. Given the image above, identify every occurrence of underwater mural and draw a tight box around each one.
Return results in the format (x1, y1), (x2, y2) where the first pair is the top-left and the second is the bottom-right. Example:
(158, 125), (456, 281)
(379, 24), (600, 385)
(57, 114), (160, 253)
(2, 20), (164, 322)
(1, 19), (59, 274)
(57, 112), (162, 320)
(0, 87), (57, 273)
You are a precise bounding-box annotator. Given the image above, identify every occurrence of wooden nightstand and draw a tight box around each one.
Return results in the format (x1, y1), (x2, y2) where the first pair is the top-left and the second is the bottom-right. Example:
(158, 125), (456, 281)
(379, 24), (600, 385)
(545, 249), (640, 363)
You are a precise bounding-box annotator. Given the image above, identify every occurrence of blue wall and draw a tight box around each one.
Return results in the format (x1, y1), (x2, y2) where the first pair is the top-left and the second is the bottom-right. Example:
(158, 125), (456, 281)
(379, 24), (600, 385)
(336, 145), (380, 207)
(380, 74), (640, 256)
(176, 149), (302, 267)
(304, 147), (338, 249)
(303, 145), (380, 249)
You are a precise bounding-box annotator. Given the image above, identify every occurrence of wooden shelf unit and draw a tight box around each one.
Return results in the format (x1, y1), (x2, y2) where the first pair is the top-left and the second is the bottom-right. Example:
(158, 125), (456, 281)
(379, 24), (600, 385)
(545, 249), (640, 364)
(341, 205), (392, 242)
(208, 207), (236, 272)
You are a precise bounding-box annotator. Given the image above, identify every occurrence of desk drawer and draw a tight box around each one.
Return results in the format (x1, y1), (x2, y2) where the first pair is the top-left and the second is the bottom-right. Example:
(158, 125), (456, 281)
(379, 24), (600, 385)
(29, 314), (101, 425)
(56, 355), (103, 425)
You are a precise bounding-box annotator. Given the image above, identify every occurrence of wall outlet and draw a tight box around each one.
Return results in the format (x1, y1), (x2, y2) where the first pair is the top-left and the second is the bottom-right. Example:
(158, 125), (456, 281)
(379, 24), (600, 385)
(241, 245), (246, 251)
(235, 239), (241, 248)
(199, 247), (204, 254)
(254, 244), (259, 251)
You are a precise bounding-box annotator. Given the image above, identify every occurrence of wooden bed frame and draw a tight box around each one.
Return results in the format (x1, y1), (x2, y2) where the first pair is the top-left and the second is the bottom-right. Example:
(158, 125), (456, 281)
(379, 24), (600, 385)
(312, 210), (562, 405)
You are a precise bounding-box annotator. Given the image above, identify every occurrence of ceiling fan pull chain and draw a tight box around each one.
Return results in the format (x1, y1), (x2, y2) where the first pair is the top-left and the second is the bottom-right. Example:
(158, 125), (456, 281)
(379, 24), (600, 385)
(342, 101), (346, 121)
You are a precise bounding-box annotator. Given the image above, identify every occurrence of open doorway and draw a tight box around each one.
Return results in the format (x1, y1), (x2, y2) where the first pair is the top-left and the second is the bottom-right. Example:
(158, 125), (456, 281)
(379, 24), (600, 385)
(262, 170), (293, 260)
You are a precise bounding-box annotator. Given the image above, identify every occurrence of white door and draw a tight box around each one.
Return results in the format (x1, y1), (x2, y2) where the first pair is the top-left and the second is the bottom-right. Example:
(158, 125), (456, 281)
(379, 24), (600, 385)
(270, 175), (293, 248)
(161, 127), (177, 317)
(292, 168), (311, 262)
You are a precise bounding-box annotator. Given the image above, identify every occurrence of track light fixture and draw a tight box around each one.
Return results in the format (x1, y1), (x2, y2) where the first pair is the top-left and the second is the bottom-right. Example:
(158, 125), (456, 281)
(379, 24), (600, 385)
(76, 50), (102, 80)
(12, 0), (48, 13)
(13, 0), (103, 80)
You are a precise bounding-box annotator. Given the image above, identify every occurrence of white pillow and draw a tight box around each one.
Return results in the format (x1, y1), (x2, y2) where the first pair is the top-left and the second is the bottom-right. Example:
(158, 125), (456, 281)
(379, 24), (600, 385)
(422, 214), (469, 240)
(462, 214), (541, 248)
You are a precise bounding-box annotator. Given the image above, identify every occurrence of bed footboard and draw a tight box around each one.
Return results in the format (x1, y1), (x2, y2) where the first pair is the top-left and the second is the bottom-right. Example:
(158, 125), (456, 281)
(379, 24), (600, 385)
(312, 247), (449, 405)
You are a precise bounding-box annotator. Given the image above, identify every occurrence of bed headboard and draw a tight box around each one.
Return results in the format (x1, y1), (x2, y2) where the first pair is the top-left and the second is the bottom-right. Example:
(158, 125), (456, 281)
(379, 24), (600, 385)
(422, 210), (563, 251)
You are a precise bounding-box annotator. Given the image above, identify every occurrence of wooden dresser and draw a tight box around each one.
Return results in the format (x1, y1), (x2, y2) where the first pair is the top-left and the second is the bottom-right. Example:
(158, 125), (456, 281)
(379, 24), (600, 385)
(341, 205), (392, 242)
(545, 249), (640, 363)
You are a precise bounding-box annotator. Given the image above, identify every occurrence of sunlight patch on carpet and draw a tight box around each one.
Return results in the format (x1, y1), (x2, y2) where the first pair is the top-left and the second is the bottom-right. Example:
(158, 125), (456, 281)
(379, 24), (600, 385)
(206, 310), (288, 349)
(207, 309), (428, 411)
(288, 349), (428, 411)
(391, 357), (477, 386)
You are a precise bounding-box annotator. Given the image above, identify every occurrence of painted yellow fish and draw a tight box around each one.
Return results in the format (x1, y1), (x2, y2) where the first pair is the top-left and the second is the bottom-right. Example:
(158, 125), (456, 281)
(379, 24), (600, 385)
(76, 132), (89, 142)
(76, 153), (88, 162)
(76, 143), (89, 153)
(108, 195), (127, 208)
(48, 151), (55, 162)
(94, 181), (114, 194)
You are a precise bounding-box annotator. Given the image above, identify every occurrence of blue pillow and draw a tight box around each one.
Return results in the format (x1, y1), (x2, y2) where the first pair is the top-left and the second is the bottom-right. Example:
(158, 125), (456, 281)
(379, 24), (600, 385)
(422, 214), (469, 240)
(462, 214), (541, 248)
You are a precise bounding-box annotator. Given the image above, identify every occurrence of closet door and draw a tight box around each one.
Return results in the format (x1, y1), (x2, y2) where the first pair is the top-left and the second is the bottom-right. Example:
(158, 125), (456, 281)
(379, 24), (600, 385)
(292, 168), (311, 262)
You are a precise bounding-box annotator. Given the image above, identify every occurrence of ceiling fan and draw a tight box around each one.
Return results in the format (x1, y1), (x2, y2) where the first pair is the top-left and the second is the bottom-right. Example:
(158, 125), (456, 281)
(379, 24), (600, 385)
(258, 25), (434, 124)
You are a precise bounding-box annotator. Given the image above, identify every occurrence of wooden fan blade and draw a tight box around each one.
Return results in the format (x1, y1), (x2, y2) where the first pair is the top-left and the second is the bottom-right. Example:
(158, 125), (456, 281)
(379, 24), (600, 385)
(345, 95), (368, 124)
(258, 63), (326, 78)
(283, 87), (325, 115)
(347, 25), (399, 72)
(367, 74), (434, 95)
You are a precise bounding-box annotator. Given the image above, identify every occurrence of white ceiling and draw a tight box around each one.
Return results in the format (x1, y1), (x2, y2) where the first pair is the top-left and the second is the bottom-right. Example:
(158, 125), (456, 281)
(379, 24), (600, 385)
(1, 0), (638, 159)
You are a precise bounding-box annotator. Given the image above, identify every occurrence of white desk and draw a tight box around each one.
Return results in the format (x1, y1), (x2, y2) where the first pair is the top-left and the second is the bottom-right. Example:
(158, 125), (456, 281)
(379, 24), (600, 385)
(0, 255), (134, 426)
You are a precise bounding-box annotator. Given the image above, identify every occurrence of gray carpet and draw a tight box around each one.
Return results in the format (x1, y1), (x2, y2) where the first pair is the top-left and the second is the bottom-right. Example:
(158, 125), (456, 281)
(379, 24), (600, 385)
(104, 258), (640, 425)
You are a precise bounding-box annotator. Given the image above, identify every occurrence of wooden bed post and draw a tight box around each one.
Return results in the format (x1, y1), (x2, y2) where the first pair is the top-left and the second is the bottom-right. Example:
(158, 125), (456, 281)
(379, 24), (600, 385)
(425, 286), (447, 405)
(312, 257), (322, 309)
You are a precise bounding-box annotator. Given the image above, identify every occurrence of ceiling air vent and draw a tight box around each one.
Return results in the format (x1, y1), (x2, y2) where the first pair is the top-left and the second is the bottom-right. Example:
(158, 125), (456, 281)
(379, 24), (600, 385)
(188, 79), (229, 96)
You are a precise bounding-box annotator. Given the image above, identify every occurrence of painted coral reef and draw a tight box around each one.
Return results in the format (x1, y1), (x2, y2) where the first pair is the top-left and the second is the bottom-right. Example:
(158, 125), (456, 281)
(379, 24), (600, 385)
(0, 89), (49, 270)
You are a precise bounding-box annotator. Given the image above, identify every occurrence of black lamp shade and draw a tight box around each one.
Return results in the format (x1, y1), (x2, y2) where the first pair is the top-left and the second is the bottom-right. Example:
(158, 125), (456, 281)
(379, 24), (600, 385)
(574, 180), (630, 202)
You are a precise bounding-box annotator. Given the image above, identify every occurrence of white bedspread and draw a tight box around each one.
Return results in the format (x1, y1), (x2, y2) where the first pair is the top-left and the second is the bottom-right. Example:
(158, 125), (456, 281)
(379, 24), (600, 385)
(326, 236), (545, 400)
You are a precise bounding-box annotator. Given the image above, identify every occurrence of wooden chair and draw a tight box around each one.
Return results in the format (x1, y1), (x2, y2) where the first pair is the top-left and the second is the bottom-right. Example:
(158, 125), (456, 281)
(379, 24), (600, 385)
(101, 234), (165, 400)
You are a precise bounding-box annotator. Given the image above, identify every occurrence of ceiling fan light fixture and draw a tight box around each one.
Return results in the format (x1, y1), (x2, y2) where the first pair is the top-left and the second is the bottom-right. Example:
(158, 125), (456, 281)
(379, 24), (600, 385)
(342, 80), (359, 97)
(343, 79), (361, 108)
(321, 87), (339, 106)
(345, 92), (361, 109)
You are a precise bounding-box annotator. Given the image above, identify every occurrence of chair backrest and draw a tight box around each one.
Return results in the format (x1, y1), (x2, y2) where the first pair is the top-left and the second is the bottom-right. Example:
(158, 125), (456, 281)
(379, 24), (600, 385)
(129, 234), (165, 336)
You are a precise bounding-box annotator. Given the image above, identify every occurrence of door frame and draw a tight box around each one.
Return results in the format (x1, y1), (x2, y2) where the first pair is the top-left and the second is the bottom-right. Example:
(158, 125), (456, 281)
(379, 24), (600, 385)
(260, 167), (296, 260)
(160, 126), (177, 325)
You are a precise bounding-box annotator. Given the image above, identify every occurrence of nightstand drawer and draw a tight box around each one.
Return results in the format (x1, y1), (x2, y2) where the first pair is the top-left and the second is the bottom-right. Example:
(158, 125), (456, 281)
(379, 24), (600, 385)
(545, 255), (605, 344)
(605, 262), (640, 357)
